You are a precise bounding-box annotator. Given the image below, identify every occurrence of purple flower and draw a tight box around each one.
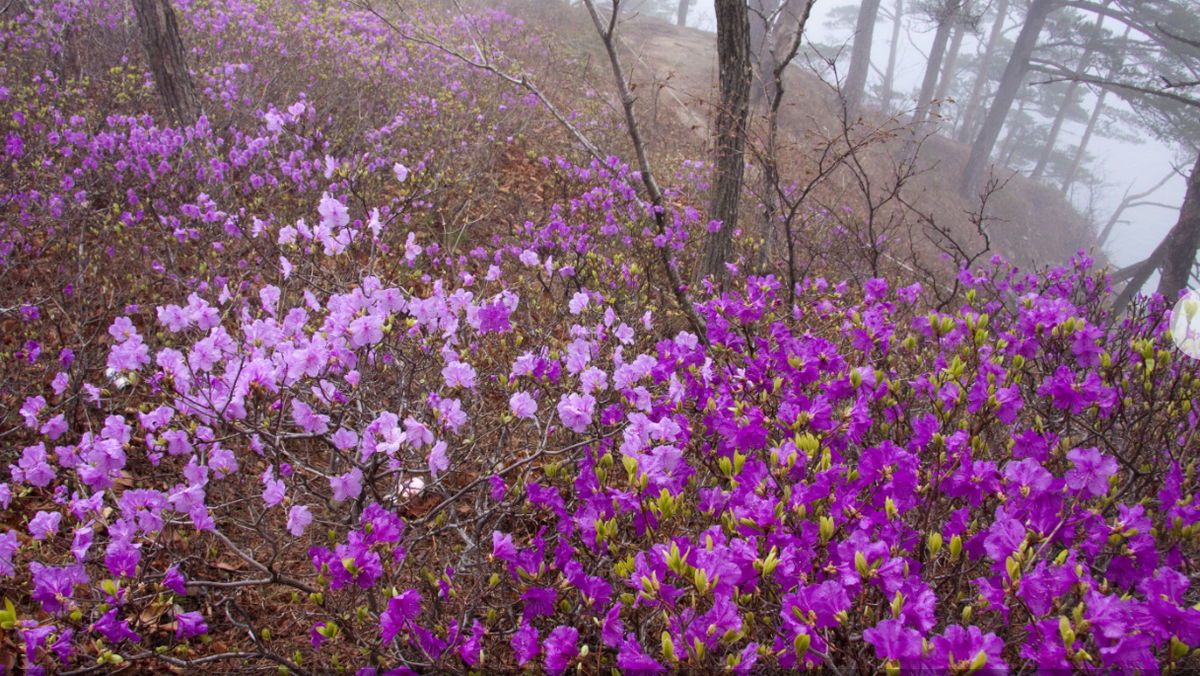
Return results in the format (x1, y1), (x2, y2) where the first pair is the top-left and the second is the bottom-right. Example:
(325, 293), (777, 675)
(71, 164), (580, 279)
(616, 633), (665, 672)
(601, 602), (624, 647)
(478, 302), (512, 333)
(1065, 447), (1118, 497)
(984, 516), (1026, 564)
(511, 621), (540, 666)
(330, 468), (363, 502)
(568, 292), (589, 314)
(509, 391), (538, 419)
(17, 443), (55, 487)
(175, 611), (207, 640)
(21, 623), (54, 665)
(1038, 366), (1086, 414)
(30, 562), (86, 613)
(91, 608), (140, 644)
(287, 505), (313, 536)
(492, 531), (517, 561)
(489, 474), (506, 500)
(164, 565), (187, 595)
(104, 538), (141, 578)
(1, 530), (21, 577)
(520, 587), (557, 618)
(458, 619), (486, 665)
(28, 511), (61, 540)
(428, 440), (449, 478)
(292, 399), (330, 434)
(381, 589), (421, 646)
(311, 622), (332, 650)
(442, 360), (477, 389)
(556, 392), (595, 433)
(543, 625), (579, 675)
(261, 467), (286, 507)
(863, 619), (922, 661)
(927, 625), (1006, 675)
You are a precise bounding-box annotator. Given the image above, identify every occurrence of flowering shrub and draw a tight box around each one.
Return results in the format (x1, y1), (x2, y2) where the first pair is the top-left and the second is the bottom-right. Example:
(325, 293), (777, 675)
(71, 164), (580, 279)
(1, 1), (1200, 675)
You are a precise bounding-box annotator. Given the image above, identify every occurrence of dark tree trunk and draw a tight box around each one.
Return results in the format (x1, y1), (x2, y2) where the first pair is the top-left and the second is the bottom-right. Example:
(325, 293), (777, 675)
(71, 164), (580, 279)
(934, 20), (965, 103)
(676, 0), (690, 26)
(1158, 153), (1200, 303)
(956, 0), (1009, 143)
(912, 0), (961, 128)
(1031, 2), (1107, 180)
(959, 0), (1055, 196)
(843, 0), (883, 114)
(132, 0), (201, 128)
(699, 0), (753, 285)
(881, 0), (904, 112)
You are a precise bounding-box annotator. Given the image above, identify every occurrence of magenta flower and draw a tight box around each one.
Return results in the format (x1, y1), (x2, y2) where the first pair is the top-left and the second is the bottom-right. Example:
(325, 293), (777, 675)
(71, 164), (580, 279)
(104, 538), (141, 578)
(1065, 447), (1118, 498)
(926, 625), (1006, 675)
(489, 474), (506, 500)
(492, 531), (517, 561)
(543, 625), (579, 675)
(174, 611), (207, 640)
(478, 302), (512, 333)
(381, 589), (421, 646)
(91, 608), (140, 644)
(863, 619), (923, 661)
(520, 586), (557, 617)
(511, 621), (540, 666)
(164, 565), (187, 595)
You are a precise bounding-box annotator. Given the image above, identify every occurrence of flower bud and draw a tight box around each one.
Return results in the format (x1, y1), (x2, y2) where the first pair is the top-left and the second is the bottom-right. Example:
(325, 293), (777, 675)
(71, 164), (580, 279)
(793, 633), (811, 660)
(929, 532), (943, 557)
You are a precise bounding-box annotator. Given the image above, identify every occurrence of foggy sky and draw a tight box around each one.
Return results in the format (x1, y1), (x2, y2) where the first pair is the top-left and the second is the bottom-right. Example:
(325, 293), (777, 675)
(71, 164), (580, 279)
(681, 0), (1189, 282)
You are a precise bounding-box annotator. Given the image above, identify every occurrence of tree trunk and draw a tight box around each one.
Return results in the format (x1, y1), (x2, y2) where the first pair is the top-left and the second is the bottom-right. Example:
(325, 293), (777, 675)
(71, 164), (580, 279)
(1060, 91), (1104, 194)
(132, 0), (201, 128)
(676, 0), (690, 27)
(750, 0), (782, 103)
(758, 0), (814, 271)
(1030, 2), (1107, 180)
(843, 0), (883, 114)
(934, 20), (965, 103)
(881, 0), (904, 112)
(997, 96), (1028, 168)
(1157, 153), (1200, 303)
(956, 0), (1009, 143)
(1060, 23), (1130, 194)
(699, 0), (753, 286)
(911, 0), (961, 128)
(0, 0), (28, 18)
(959, 0), (1055, 196)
